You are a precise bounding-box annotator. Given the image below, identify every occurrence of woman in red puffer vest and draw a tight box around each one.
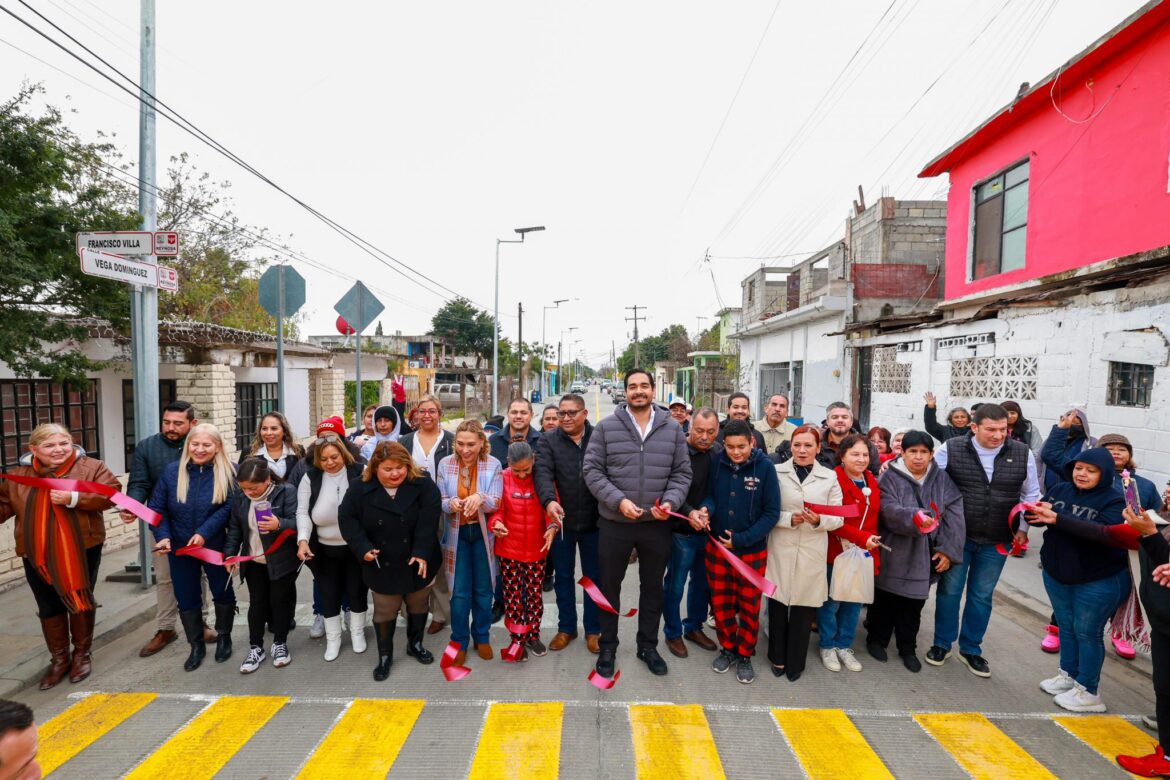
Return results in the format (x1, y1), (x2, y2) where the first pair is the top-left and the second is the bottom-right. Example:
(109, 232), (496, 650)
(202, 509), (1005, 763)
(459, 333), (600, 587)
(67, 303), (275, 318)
(489, 441), (561, 661)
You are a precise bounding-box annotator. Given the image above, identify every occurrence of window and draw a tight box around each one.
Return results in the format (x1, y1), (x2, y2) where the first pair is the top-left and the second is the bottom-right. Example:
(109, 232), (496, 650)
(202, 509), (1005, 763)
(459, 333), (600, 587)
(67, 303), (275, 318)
(747, 281), (756, 304)
(950, 356), (1038, 400)
(235, 382), (278, 453)
(972, 160), (1029, 279)
(1108, 362), (1154, 408)
(122, 379), (178, 465)
(758, 362), (802, 418)
(0, 380), (101, 469)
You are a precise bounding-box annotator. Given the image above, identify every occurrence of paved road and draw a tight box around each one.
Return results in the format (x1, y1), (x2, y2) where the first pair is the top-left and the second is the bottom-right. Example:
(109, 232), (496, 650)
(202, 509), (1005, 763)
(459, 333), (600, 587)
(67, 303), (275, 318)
(12, 386), (1160, 778)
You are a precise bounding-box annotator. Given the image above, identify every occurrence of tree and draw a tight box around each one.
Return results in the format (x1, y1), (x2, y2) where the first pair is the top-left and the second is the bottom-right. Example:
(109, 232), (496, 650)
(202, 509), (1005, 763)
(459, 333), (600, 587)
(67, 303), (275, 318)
(431, 298), (494, 363)
(0, 86), (140, 382)
(616, 324), (693, 375)
(375, 320), (384, 336)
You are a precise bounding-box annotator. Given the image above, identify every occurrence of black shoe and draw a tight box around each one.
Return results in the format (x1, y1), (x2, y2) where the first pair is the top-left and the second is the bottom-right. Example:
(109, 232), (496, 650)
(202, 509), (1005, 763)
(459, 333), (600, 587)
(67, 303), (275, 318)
(373, 620), (395, 681)
(595, 650), (616, 679)
(636, 647), (668, 676)
(213, 603), (235, 663)
(866, 642), (888, 662)
(959, 652), (991, 678)
(541, 575), (554, 593)
(179, 610), (205, 672)
(405, 613), (434, 665)
(770, 664), (785, 678)
(712, 650), (734, 674)
(924, 645), (951, 666)
(491, 602), (505, 625)
(901, 654), (922, 673)
(786, 669), (802, 682)
(736, 656), (755, 684)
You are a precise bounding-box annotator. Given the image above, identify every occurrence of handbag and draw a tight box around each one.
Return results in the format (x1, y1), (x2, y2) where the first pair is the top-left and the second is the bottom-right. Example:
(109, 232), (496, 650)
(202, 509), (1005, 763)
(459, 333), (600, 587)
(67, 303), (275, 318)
(830, 544), (874, 604)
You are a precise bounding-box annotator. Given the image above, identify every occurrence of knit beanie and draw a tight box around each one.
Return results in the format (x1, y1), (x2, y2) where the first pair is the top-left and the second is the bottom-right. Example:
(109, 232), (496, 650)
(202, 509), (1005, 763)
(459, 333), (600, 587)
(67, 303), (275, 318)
(316, 416), (346, 437)
(374, 406), (396, 423)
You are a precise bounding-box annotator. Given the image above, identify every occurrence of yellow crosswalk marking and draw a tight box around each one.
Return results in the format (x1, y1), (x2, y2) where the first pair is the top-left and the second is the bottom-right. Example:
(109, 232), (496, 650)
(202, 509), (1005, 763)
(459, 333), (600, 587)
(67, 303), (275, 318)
(629, 704), (726, 780)
(915, 712), (1057, 779)
(39, 692), (156, 776)
(125, 695), (287, 780)
(296, 699), (424, 779)
(774, 708), (894, 779)
(469, 702), (563, 780)
(1054, 715), (1158, 778)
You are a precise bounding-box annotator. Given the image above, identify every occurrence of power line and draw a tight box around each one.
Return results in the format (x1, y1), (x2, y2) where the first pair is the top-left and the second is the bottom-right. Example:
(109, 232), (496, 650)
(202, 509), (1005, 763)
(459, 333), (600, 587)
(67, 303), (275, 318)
(625, 305), (646, 366)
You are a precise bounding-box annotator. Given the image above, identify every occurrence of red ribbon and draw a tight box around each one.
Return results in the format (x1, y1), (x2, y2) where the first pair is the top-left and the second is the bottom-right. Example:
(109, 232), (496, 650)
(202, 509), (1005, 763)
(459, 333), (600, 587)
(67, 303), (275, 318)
(175, 528), (296, 566)
(502, 619), (531, 663)
(914, 502), (941, 534)
(578, 576), (636, 617)
(652, 501), (776, 598)
(440, 640), (471, 681)
(0, 473), (161, 526)
(804, 502), (860, 518)
(588, 669), (620, 690)
(996, 502), (1037, 556)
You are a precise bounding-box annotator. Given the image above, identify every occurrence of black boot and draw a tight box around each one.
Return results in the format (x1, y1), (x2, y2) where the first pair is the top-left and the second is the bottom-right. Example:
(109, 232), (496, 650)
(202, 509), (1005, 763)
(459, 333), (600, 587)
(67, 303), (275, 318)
(405, 613), (434, 664)
(179, 610), (206, 672)
(373, 621), (395, 681)
(213, 603), (235, 663)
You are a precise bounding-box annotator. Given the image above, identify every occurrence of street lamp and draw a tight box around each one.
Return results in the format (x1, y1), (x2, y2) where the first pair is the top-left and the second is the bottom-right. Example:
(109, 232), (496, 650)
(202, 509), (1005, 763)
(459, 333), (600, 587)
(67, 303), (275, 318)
(542, 298), (569, 399)
(556, 326), (577, 395)
(494, 225), (545, 416)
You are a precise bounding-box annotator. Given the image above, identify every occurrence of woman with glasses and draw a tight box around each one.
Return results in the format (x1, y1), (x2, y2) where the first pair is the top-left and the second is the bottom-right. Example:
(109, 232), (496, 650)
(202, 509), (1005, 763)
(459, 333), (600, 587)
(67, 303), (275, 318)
(225, 458), (299, 673)
(297, 435), (366, 661)
(239, 411), (304, 481)
(435, 419), (503, 666)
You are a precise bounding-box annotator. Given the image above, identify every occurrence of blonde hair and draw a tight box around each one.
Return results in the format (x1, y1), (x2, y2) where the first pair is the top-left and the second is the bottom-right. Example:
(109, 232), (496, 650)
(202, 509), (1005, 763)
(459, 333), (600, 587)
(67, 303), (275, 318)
(27, 423), (72, 448)
(415, 394), (442, 414)
(455, 419), (489, 460)
(177, 423), (234, 505)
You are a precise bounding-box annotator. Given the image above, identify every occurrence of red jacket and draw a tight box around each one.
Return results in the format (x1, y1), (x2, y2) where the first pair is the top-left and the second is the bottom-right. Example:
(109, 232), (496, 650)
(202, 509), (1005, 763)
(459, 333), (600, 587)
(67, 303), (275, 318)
(830, 467), (882, 573)
(490, 469), (558, 563)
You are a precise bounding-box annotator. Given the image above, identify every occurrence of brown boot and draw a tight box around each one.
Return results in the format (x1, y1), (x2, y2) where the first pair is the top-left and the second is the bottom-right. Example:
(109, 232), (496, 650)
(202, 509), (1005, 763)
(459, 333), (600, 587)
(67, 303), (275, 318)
(586, 634), (601, 654)
(202, 621), (218, 643)
(475, 642), (493, 660)
(549, 632), (577, 651)
(453, 649), (467, 666)
(38, 614), (71, 690)
(139, 629), (178, 658)
(68, 609), (96, 683)
(426, 620), (446, 635)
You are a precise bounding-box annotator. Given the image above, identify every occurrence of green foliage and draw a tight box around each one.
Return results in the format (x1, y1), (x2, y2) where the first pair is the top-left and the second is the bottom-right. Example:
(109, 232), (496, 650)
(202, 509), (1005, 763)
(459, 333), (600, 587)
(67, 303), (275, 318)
(343, 380), (383, 423)
(431, 297), (495, 358)
(616, 323), (693, 375)
(0, 85), (140, 382)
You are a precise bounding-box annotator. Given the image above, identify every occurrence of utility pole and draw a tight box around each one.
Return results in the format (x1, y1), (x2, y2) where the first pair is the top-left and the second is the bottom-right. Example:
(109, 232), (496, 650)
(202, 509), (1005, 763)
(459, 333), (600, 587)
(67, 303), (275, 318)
(626, 305), (646, 366)
(129, 0), (159, 588)
(517, 302), (524, 399)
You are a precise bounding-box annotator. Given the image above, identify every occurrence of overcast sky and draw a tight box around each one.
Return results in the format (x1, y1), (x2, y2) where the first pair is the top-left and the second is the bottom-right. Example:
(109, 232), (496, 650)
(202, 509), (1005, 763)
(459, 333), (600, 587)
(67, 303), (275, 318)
(1, 0), (1147, 367)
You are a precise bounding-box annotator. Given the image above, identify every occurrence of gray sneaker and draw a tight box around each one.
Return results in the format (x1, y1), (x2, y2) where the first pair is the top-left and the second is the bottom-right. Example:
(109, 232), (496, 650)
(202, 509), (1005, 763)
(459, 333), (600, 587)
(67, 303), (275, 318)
(736, 656), (755, 684)
(239, 645), (264, 674)
(271, 642), (291, 668)
(309, 614), (326, 639)
(711, 650), (734, 674)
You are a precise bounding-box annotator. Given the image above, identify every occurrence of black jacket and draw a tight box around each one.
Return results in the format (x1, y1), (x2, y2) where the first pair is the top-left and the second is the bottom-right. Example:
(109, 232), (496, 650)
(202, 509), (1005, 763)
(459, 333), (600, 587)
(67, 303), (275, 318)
(715, 418), (766, 451)
(924, 406), (969, 443)
(339, 476), (442, 595)
(773, 429), (880, 476)
(126, 432), (186, 503)
(286, 439), (365, 489)
(489, 426), (542, 467)
(534, 422), (599, 533)
(676, 442), (720, 534)
(398, 430), (455, 478)
(223, 481), (300, 580)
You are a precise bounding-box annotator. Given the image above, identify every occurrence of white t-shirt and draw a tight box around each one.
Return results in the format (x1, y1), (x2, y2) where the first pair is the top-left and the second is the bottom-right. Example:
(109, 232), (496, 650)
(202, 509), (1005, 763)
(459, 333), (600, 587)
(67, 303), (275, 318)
(296, 469), (350, 546)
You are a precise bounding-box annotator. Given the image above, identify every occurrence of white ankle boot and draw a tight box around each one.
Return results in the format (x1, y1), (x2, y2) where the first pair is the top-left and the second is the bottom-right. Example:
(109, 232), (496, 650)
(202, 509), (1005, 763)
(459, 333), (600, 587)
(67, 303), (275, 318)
(323, 615), (344, 662)
(349, 610), (368, 653)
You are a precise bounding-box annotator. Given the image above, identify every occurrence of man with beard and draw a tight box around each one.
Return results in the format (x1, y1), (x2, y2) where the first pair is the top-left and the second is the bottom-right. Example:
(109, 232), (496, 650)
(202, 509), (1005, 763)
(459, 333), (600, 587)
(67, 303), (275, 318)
(774, 402), (880, 475)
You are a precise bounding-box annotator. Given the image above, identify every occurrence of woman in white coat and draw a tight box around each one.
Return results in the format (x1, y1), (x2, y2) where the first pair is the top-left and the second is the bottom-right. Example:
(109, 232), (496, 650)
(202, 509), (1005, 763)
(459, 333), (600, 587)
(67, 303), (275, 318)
(767, 425), (844, 681)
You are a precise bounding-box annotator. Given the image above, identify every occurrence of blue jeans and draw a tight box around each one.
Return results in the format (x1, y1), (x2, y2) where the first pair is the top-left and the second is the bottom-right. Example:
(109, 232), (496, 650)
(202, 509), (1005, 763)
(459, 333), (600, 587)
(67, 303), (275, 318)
(817, 563), (863, 650)
(168, 551), (234, 612)
(933, 539), (1008, 656)
(551, 529), (601, 636)
(663, 533), (710, 640)
(450, 524), (494, 650)
(1044, 568), (1131, 694)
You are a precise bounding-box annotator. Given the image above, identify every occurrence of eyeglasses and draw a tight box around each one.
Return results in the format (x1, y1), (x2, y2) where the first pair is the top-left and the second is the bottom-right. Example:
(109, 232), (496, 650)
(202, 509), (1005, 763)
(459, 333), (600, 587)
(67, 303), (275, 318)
(557, 409), (584, 418)
(416, 408), (439, 416)
(314, 435), (341, 446)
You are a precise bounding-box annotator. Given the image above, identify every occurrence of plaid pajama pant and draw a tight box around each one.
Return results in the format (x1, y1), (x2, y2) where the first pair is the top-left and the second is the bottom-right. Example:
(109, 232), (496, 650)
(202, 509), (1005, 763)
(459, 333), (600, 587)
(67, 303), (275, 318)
(500, 557), (546, 644)
(705, 544), (767, 657)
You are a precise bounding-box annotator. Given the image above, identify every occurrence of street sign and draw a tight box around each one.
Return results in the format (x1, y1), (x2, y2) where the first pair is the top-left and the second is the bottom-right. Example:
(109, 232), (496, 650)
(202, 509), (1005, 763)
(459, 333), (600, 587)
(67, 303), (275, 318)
(80, 248), (159, 287)
(335, 282), (383, 333)
(76, 231), (154, 256)
(258, 265), (306, 318)
(153, 231), (179, 256)
(157, 265), (179, 291)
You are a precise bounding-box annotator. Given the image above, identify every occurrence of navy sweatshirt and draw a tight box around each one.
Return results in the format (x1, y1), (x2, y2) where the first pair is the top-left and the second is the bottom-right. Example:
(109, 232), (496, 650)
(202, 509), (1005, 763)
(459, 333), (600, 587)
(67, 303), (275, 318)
(1039, 447), (1128, 585)
(699, 447), (780, 554)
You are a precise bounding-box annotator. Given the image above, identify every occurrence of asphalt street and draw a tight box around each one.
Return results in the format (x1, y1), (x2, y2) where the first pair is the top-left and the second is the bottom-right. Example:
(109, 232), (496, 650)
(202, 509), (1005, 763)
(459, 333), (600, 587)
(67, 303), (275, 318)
(13, 387), (1161, 779)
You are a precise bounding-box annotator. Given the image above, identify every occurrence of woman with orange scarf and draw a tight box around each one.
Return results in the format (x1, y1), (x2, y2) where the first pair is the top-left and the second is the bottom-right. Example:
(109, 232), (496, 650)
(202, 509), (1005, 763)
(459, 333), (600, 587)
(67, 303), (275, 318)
(0, 424), (119, 689)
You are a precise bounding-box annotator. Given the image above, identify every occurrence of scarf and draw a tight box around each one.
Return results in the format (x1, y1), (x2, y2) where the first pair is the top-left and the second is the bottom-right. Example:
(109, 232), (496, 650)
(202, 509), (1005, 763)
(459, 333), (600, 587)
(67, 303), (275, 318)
(22, 451), (95, 614)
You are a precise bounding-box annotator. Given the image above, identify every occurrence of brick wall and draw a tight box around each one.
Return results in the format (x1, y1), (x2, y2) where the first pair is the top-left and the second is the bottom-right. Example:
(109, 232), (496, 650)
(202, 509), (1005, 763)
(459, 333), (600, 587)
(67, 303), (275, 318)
(308, 368), (345, 427)
(176, 364), (237, 456)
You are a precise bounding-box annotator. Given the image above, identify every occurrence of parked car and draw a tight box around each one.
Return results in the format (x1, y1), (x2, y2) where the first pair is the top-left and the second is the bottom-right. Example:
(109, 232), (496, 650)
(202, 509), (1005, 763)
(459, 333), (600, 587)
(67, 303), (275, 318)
(434, 383), (479, 407)
(570, 382), (587, 394)
(611, 387), (626, 404)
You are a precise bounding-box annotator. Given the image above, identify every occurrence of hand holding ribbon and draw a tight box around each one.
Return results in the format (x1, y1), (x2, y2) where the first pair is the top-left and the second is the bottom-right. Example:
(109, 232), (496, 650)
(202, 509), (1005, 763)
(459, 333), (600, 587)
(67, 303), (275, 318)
(913, 502), (941, 534)
(0, 473), (161, 526)
(996, 502), (1039, 556)
(176, 528), (296, 566)
(653, 501), (776, 598)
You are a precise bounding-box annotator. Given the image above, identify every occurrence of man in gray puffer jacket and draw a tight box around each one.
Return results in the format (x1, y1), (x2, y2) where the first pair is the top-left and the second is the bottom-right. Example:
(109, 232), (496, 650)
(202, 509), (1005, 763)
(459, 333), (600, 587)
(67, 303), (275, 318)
(584, 369), (691, 679)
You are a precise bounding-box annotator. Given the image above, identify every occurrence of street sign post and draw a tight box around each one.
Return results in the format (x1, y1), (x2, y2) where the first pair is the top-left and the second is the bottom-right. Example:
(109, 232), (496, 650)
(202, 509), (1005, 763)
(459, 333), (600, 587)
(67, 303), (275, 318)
(76, 231), (154, 256)
(153, 231), (179, 256)
(335, 282), (384, 429)
(79, 248), (158, 286)
(258, 265), (307, 412)
(157, 265), (179, 291)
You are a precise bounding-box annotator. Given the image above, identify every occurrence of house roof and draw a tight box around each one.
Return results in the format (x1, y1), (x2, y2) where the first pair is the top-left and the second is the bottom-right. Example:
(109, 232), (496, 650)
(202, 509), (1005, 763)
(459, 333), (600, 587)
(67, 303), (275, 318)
(75, 318), (329, 355)
(918, 0), (1168, 178)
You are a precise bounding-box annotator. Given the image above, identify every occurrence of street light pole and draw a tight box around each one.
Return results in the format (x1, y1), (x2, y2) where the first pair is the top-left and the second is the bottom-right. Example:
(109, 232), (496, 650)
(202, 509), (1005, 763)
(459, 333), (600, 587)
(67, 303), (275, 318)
(493, 225), (544, 417)
(541, 298), (568, 399)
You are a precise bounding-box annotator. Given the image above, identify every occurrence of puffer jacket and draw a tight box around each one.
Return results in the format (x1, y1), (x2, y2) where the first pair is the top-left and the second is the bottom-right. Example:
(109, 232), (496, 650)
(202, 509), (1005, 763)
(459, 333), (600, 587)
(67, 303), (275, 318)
(490, 469), (557, 563)
(534, 422), (598, 533)
(223, 481), (300, 580)
(698, 447), (779, 555)
(831, 467), (882, 572)
(148, 460), (234, 551)
(583, 405), (691, 522)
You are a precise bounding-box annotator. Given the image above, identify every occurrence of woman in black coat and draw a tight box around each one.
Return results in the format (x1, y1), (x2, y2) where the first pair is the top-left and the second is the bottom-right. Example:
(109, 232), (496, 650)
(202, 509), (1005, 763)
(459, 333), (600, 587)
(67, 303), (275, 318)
(339, 441), (442, 681)
(224, 458), (299, 674)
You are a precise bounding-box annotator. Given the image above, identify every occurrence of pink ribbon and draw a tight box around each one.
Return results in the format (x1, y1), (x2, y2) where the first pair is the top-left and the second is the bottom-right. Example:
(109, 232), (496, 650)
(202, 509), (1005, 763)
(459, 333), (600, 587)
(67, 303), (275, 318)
(804, 502), (860, 518)
(996, 502), (1037, 556)
(652, 501), (776, 598)
(913, 502), (941, 534)
(440, 641), (471, 681)
(578, 576), (636, 617)
(588, 669), (620, 690)
(502, 619), (531, 663)
(175, 528), (296, 566)
(0, 473), (161, 526)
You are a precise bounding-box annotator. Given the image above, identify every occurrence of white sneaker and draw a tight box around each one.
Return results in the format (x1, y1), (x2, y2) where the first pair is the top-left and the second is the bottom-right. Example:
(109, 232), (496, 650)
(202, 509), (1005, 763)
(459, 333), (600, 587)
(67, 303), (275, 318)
(837, 647), (863, 672)
(349, 610), (368, 654)
(309, 613), (326, 639)
(323, 615), (344, 662)
(1040, 670), (1075, 695)
(240, 646), (264, 674)
(1053, 682), (1106, 713)
(821, 648), (841, 672)
(271, 642), (291, 668)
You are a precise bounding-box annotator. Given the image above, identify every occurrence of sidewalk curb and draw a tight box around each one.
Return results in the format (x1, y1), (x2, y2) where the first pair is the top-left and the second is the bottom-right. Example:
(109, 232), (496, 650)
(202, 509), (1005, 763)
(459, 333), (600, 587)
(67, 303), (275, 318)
(0, 592), (157, 699)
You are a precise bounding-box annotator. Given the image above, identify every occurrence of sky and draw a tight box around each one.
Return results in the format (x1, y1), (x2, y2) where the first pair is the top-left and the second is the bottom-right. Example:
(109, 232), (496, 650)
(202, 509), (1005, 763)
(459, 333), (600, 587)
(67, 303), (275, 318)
(0, 0), (1150, 368)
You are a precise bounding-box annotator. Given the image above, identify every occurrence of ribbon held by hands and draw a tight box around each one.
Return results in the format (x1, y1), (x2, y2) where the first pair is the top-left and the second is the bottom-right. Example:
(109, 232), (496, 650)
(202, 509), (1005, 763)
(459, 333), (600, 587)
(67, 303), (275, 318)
(803, 502), (860, 518)
(653, 500), (777, 598)
(996, 502), (1038, 556)
(0, 473), (161, 526)
(175, 528), (296, 566)
(913, 502), (941, 534)
(440, 641), (471, 681)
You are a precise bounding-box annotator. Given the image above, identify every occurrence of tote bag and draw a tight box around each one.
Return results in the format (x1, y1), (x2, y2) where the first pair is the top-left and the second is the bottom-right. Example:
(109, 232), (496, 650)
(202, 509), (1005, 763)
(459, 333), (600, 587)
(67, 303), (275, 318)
(829, 544), (874, 604)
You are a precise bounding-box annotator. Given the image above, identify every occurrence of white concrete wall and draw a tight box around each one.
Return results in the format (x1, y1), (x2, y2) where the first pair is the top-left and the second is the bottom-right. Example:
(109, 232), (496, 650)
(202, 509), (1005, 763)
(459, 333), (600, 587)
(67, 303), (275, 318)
(737, 311), (846, 422)
(231, 366), (312, 441)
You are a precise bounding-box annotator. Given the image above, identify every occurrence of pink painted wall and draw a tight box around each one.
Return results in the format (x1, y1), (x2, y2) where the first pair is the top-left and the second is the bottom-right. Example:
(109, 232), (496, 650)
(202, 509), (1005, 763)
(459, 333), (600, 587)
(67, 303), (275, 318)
(936, 12), (1170, 301)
